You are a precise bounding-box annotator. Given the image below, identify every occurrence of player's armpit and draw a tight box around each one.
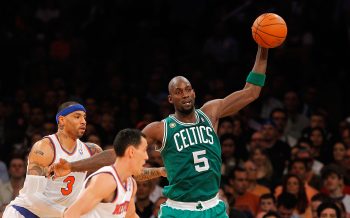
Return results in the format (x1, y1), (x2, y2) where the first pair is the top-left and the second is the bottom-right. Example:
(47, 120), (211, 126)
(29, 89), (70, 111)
(85, 142), (103, 156)
(133, 167), (167, 181)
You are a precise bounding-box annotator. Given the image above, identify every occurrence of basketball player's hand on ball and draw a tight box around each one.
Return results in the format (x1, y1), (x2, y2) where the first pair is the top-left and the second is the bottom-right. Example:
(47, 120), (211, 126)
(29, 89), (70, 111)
(51, 158), (72, 179)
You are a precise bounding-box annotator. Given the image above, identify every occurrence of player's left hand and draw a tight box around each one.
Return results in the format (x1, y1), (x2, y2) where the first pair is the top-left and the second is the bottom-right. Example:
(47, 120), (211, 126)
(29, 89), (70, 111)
(51, 158), (72, 180)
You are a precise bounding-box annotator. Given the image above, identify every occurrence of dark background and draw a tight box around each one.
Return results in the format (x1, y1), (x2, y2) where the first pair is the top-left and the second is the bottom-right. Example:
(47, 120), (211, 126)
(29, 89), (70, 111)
(1, 0), (350, 162)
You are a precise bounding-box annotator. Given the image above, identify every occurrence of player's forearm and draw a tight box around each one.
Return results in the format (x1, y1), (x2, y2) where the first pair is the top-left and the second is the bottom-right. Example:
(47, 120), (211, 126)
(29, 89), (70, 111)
(22, 175), (66, 217)
(133, 167), (166, 181)
(252, 46), (268, 73)
(71, 149), (116, 173)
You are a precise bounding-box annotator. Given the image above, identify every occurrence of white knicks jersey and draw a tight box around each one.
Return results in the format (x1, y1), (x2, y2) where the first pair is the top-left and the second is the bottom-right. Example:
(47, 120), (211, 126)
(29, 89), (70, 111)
(82, 166), (134, 218)
(11, 134), (92, 213)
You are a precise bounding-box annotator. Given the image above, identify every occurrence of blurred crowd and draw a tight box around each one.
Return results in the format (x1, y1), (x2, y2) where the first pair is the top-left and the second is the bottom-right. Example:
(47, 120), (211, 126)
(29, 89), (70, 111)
(1, 0), (350, 217)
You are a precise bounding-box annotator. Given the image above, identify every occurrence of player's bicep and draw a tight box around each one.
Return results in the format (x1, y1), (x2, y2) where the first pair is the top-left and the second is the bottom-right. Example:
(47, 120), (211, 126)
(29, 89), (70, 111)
(142, 121), (164, 148)
(28, 139), (54, 176)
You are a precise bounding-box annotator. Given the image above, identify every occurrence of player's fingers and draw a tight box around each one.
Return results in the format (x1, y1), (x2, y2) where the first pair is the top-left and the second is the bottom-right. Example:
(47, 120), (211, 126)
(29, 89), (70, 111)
(46, 164), (54, 178)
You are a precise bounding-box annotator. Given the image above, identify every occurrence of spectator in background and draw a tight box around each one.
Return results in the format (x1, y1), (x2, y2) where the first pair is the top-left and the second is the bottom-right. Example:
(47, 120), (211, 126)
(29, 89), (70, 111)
(293, 151), (323, 190)
(340, 127), (350, 148)
(321, 165), (350, 214)
(275, 173), (312, 218)
(86, 134), (102, 146)
(243, 159), (270, 197)
(249, 147), (274, 189)
(310, 193), (331, 218)
(308, 127), (331, 164)
(227, 166), (260, 218)
(0, 156), (26, 216)
(220, 133), (241, 180)
(246, 131), (265, 153)
(316, 202), (342, 218)
(150, 196), (167, 218)
(263, 210), (282, 218)
(261, 119), (291, 182)
(270, 108), (297, 147)
(0, 161), (9, 184)
(218, 116), (234, 137)
(283, 90), (309, 140)
(330, 142), (348, 168)
(281, 159), (319, 201)
(276, 192), (299, 218)
(301, 112), (333, 141)
(257, 193), (277, 218)
(135, 180), (154, 218)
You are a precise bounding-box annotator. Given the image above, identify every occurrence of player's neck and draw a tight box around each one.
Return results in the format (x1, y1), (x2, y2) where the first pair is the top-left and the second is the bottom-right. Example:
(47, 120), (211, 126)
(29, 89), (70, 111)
(113, 159), (131, 183)
(56, 131), (77, 152)
(174, 111), (196, 123)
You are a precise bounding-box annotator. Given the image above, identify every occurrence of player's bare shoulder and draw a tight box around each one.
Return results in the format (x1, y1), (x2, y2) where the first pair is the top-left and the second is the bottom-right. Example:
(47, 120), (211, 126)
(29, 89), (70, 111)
(27, 138), (55, 175)
(142, 121), (164, 144)
(84, 142), (103, 156)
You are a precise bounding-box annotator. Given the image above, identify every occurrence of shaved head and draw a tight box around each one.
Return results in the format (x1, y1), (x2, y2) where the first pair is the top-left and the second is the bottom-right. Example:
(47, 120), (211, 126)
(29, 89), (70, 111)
(168, 76), (190, 93)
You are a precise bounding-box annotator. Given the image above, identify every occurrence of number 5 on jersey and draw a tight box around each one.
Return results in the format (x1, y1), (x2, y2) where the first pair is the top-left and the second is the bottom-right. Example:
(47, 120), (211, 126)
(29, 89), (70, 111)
(61, 176), (75, 195)
(193, 150), (209, 172)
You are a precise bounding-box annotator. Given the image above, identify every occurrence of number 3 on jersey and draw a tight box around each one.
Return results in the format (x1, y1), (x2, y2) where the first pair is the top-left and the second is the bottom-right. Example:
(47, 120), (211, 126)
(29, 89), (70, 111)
(61, 176), (75, 195)
(192, 150), (209, 172)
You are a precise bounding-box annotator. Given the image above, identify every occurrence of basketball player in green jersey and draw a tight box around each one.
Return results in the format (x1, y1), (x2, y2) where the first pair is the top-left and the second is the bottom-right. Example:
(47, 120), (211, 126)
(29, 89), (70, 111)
(51, 45), (269, 217)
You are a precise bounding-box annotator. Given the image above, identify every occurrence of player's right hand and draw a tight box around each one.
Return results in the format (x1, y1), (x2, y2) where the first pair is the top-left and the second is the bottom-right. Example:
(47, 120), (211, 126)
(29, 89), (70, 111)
(51, 158), (72, 180)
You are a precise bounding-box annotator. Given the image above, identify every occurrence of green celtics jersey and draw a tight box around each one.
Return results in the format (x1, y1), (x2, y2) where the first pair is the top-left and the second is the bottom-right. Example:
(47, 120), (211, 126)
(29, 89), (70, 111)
(158, 109), (222, 202)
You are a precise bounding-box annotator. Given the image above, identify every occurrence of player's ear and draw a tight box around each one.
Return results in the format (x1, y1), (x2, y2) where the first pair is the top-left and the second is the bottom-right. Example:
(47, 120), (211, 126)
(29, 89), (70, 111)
(168, 94), (173, 104)
(126, 146), (135, 158)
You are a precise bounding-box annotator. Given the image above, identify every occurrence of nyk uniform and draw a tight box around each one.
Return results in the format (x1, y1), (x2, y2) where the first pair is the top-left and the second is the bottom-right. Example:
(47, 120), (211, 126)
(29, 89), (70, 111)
(6, 134), (92, 217)
(81, 166), (134, 218)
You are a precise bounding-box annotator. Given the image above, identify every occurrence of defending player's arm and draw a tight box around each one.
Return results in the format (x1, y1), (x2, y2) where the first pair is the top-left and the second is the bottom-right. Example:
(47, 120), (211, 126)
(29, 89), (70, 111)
(63, 173), (117, 218)
(23, 139), (67, 217)
(133, 167), (167, 181)
(202, 46), (269, 122)
(125, 178), (139, 218)
(53, 148), (116, 178)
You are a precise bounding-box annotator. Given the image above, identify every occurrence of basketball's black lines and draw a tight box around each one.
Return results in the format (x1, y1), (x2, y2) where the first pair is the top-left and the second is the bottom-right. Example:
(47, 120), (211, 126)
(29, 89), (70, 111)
(255, 32), (272, 48)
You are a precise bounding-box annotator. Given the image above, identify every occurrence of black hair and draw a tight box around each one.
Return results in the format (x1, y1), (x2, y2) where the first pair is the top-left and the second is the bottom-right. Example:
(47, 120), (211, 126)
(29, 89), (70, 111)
(113, 128), (146, 157)
(317, 202), (341, 218)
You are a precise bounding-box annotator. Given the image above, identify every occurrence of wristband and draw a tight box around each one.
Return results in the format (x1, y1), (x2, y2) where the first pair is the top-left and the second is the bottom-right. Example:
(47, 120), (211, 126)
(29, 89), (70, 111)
(246, 71), (266, 87)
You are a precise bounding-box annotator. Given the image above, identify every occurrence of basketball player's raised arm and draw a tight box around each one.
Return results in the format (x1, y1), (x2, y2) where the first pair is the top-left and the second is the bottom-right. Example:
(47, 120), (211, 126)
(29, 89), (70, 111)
(23, 139), (67, 217)
(202, 46), (269, 121)
(64, 173), (117, 218)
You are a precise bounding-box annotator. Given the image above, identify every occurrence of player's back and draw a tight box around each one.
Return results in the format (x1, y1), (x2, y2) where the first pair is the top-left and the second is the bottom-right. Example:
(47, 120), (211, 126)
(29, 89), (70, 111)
(10, 134), (92, 216)
(81, 166), (134, 218)
(159, 109), (222, 202)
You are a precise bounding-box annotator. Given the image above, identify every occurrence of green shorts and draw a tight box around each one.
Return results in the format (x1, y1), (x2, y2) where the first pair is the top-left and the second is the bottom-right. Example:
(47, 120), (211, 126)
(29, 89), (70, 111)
(158, 199), (228, 218)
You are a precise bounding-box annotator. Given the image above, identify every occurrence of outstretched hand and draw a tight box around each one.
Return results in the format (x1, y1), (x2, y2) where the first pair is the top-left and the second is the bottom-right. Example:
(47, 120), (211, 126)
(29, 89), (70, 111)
(50, 158), (72, 179)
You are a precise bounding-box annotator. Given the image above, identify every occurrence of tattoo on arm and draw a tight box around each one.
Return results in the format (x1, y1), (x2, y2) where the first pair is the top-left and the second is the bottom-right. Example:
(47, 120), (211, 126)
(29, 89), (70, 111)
(85, 143), (103, 156)
(133, 168), (163, 181)
(34, 150), (44, 156)
(28, 163), (48, 176)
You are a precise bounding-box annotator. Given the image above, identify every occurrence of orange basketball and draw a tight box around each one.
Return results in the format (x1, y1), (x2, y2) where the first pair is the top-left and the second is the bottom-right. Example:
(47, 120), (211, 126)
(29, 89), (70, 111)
(251, 13), (287, 48)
